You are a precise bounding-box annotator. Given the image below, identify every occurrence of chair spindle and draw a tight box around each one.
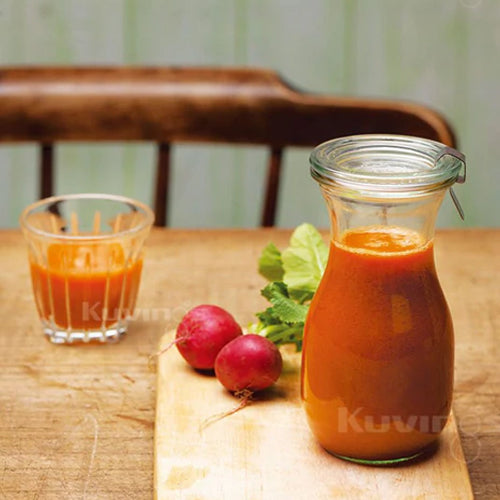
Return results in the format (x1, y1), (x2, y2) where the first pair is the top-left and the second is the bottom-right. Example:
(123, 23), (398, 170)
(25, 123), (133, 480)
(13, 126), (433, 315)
(154, 142), (171, 227)
(262, 147), (283, 227)
(40, 143), (54, 199)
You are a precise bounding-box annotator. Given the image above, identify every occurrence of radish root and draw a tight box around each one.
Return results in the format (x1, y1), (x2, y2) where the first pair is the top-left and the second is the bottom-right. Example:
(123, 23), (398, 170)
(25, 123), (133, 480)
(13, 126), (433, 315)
(199, 389), (254, 431)
(147, 336), (185, 370)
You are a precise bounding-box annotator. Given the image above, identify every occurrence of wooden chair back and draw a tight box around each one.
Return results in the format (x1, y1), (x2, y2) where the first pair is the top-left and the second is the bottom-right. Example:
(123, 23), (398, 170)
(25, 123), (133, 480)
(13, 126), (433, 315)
(0, 67), (456, 226)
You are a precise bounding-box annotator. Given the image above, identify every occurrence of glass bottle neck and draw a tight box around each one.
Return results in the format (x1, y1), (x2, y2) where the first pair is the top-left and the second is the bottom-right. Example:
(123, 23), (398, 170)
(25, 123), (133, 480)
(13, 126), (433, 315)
(310, 135), (466, 247)
(321, 187), (446, 247)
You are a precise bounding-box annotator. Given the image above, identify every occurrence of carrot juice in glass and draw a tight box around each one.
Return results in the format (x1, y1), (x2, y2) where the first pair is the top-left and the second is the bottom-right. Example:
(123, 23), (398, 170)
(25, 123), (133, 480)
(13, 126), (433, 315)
(301, 135), (466, 463)
(20, 194), (154, 344)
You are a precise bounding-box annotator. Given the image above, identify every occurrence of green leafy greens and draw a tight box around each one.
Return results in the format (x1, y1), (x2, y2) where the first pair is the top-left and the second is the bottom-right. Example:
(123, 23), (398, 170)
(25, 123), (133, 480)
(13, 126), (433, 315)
(249, 223), (328, 352)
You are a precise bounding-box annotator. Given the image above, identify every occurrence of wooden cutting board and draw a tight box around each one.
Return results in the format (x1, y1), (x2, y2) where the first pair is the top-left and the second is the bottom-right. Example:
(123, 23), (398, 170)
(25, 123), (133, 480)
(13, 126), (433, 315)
(154, 332), (473, 500)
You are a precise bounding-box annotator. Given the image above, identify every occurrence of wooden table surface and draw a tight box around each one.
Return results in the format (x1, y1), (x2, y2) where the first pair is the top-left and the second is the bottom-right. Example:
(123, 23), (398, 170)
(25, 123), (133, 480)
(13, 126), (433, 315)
(0, 228), (498, 499)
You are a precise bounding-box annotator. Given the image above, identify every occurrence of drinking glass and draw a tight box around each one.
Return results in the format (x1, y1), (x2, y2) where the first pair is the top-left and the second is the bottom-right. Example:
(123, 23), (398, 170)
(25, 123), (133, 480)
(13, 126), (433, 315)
(20, 193), (154, 344)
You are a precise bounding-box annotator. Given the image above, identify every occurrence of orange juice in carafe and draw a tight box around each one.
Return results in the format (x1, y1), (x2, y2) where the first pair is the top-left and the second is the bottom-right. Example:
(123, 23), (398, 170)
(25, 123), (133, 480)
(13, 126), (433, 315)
(302, 136), (466, 463)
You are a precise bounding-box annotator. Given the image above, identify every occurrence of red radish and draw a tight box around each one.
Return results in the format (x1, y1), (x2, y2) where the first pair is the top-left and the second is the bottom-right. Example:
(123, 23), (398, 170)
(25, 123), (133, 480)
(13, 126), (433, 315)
(175, 304), (243, 370)
(214, 334), (283, 393)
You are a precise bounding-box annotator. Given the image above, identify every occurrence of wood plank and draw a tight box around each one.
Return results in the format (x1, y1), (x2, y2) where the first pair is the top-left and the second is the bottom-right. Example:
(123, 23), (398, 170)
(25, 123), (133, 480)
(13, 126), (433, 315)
(0, 228), (497, 498)
(155, 332), (473, 500)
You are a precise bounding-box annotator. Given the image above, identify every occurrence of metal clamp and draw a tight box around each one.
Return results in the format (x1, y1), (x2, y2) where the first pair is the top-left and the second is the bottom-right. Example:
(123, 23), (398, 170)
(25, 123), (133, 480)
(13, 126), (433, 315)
(436, 147), (467, 220)
(436, 147), (466, 183)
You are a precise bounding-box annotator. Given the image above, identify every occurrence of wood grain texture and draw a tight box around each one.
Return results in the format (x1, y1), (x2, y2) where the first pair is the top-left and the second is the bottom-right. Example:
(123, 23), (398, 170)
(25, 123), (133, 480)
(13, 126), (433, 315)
(0, 66), (455, 145)
(0, 228), (498, 498)
(155, 334), (473, 500)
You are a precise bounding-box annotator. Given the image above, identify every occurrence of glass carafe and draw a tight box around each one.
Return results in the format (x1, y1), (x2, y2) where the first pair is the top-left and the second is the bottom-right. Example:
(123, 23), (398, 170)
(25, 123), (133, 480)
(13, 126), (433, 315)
(301, 135), (466, 464)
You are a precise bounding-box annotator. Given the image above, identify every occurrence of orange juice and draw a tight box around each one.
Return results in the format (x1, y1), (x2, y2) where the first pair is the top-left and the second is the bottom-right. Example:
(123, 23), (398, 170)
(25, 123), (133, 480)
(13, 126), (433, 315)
(301, 226), (453, 461)
(30, 243), (143, 331)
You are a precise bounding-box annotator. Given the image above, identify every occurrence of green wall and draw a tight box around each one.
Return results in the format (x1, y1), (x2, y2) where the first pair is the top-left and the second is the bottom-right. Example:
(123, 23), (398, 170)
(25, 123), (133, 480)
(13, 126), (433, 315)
(1, 0), (498, 228)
